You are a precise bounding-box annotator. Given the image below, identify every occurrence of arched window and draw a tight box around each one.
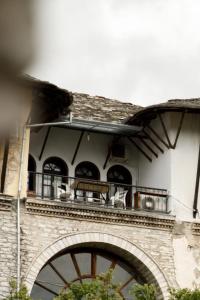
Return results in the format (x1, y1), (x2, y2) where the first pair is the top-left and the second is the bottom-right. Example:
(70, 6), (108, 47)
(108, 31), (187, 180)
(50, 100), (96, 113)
(75, 161), (100, 180)
(31, 248), (145, 300)
(107, 165), (132, 185)
(42, 157), (68, 199)
(28, 154), (36, 192)
(75, 162), (100, 201)
(107, 165), (132, 208)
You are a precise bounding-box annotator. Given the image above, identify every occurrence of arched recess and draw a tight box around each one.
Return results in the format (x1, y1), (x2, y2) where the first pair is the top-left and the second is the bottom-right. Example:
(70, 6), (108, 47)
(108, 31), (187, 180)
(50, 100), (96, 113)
(107, 165), (132, 208)
(25, 232), (170, 300)
(42, 157), (68, 199)
(28, 154), (36, 192)
(75, 161), (100, 180)
(75, 161), (100, 200)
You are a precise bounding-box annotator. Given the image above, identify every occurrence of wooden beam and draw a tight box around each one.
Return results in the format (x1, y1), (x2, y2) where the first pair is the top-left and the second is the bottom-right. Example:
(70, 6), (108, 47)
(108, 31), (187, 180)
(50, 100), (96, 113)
(172, 111), (185, 149)
(103, 136), (121, 169)
(137, 136), (158, 158)
(158, 114), (172, 148)
(147, 125), (169, 149)
(71, 131), (84, 165)
(49, 262), (68, 286)
(127, 137), (152, 162)
(35, 281), (58, 296)
(119, 275), (135, 291)
(193, 141), (200, 218)
(143, 129), (164, 153)
(39, 126), (51, 161)
(103, 146), (112, 170)
(109, 259), (117, 270)
(1, 139), (9, 193)
(91, 253), (96, 278)
(71, 253), (82, 282)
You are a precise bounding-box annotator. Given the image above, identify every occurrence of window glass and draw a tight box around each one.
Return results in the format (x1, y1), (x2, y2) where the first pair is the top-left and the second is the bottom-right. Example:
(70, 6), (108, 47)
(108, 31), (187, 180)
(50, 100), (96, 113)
(112, 263), (132, 285)
(75, 162), (100, 180)
(51, 254), (77, 282)
(31, 249), (145, 300)
(31, 284), (55, 300)
(121, 278), (138, 299)
(75, 253), (91, 275)
(96, 254), (111, 274)
(36, 265), (65, 294)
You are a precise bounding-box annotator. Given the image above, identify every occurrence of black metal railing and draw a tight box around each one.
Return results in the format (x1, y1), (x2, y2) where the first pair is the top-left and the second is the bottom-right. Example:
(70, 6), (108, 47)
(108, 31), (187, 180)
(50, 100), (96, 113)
(27, 172), (169, 213)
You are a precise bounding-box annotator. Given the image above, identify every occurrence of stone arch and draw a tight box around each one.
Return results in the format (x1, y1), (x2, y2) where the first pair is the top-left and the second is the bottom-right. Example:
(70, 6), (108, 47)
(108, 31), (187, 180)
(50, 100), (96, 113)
(25, 231), (170, 299)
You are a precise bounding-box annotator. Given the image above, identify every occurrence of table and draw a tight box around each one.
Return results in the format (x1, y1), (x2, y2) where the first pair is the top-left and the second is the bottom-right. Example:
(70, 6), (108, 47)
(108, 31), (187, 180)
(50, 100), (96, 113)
(71, 179), (109, 202)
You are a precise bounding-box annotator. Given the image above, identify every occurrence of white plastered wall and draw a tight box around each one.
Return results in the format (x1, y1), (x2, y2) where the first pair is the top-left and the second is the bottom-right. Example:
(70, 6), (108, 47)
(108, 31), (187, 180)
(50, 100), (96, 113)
(138, 112), (200, 221)
(29, 126), (139, 188)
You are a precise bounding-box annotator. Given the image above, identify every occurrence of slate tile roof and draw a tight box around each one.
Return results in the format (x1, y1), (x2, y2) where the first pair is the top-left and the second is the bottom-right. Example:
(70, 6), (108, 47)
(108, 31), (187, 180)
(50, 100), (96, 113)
(71, 92), (142, 124)
(127, 98), (200, 125)
(156, 98), (200, 108)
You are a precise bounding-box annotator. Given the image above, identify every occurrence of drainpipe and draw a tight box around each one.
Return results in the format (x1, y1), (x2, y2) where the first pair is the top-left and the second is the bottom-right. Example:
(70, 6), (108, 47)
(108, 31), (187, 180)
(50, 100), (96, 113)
(17, 126), (26, 292)
(193, 140), (200, 218)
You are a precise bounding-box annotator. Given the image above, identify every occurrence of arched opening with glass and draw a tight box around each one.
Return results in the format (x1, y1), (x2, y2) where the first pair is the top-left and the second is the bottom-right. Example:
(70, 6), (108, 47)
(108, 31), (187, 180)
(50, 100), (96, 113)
(42, 157), (68, 199)
(107, 165), (132, 208)
(74, 161), (101, 201)
(31, 247), (147, 300)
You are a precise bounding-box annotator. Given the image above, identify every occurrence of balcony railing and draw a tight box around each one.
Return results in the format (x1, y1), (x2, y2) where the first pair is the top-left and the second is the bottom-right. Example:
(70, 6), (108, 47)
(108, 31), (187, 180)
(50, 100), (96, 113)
(27, 172), (169, 214)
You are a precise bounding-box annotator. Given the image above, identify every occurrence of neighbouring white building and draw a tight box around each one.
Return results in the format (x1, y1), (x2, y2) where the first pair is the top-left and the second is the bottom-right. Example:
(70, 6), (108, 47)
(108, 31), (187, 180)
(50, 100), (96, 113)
(0, 77), (200, 300)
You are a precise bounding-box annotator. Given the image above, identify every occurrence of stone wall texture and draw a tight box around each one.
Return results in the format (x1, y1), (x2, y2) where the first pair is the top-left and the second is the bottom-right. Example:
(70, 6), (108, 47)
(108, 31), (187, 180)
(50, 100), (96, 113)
(0, 205), (17, 298)
(0, 199), (200, 299)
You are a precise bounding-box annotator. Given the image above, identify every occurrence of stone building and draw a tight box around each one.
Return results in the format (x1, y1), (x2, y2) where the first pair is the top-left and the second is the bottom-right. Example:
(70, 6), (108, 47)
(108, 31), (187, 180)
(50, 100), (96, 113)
(1, 77), (200, 300)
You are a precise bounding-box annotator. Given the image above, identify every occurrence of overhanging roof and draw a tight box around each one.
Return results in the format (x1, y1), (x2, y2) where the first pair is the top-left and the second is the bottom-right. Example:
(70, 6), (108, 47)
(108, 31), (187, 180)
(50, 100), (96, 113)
(126, 99), (200, 126)
(54, 117), (142, 137)
(22, 75), (73, 125)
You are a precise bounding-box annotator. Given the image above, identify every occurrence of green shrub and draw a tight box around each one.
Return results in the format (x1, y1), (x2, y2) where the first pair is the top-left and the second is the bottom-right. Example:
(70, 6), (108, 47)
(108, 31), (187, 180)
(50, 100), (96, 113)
(169, 288), (200, 300)
(54, 269), (122, 300)
(3, 279), (32, 300)
(130, 284), (157, 300)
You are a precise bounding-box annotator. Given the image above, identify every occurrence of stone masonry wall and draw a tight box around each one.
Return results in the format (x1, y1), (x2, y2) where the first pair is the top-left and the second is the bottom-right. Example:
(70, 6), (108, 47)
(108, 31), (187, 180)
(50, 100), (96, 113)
(3, 200), (200, 298)
(0, 204), (17, 298)
(20, 204), (177, 289)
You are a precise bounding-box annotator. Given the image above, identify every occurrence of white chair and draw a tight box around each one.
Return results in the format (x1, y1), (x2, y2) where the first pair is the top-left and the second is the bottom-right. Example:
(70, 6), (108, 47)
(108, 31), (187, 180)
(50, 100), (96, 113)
(86, 192), (93, 203)
(57, 183), (71, 201)
(110, 190), (128, 208)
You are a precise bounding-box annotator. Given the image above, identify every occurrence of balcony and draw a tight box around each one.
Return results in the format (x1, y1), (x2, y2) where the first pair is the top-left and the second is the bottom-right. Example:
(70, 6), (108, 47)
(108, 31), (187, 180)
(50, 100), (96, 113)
(27, 172), (169, 214)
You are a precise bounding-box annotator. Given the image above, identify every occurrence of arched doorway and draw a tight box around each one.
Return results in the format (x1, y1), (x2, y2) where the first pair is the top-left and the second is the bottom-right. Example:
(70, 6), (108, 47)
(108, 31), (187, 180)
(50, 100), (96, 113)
(107, 165), (132, 208)
(75, 161), (100, 201)
(28, 154), (36, 192)
(27, 232), (169, 300)
(31, 248), (145, 300)
(42, 157), (68, 199)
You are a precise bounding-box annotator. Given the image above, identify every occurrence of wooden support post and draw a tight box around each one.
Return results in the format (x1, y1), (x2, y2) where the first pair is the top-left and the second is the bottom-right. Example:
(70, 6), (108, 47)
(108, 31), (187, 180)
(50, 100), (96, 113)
(147, 125), (169, 149)
(103, 147), (112, 170)
(91, 253), (96, 278)
(71, 131), (84, 165)
(158, 113), (172, 148)
(127, 137), (152, 162)
(172, 111), (185, 149)
(39, 126), (51, 161)
(143, 129), (164, 153)
(193, 140), (200, 218)
(1, 139), (9, 193)
(137, 137), (158, 158)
